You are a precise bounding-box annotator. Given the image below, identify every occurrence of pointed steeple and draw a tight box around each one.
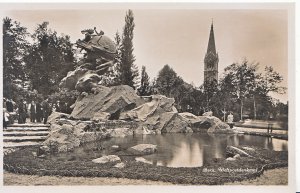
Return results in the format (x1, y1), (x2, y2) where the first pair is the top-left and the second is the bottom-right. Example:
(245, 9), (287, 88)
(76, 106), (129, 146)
(206, 21), (216, 55)
(204, 20), (219, 84)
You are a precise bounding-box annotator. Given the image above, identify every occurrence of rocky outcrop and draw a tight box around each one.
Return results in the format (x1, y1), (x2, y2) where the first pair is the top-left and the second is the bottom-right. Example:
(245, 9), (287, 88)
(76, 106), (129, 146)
(128, 144), (157, 155)
(41, 119), (110, 153)
(92, 155), (121, 164)
(71, 85), (145, 120)
(120, 95), (191, 133)
(205, 116), (235, 133)
(179, 112), (235, 134)
(108, 128), (133, 138)
(47, 112), (71, 124)
(41, 123), (81, 153)
(119, 96), (234, 134)
(120, 95), (176, 121)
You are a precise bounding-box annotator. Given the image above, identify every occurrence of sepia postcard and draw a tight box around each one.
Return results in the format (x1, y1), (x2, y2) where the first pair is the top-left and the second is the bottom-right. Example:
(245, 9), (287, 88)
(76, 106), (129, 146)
(0, 2), (297, 193)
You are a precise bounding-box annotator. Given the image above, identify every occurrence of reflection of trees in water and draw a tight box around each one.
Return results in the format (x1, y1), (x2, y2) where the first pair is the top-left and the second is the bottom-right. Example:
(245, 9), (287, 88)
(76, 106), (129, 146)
(52, 133), (288, 166)
(201, 134), (230, 165)
(265, 137), (274, 150)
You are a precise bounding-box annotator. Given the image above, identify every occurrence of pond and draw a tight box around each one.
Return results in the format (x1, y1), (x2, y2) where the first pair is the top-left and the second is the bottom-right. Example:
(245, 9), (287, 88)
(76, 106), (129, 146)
(47, 133), (288, 168)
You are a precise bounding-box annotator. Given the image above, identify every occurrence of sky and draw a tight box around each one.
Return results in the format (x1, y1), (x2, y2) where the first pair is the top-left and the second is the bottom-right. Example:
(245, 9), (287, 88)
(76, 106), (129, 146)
(3, 5), (289, 102)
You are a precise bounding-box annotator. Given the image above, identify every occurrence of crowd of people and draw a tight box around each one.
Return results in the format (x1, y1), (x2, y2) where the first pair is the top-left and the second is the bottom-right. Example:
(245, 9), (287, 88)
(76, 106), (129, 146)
(3, 97), (51, 129)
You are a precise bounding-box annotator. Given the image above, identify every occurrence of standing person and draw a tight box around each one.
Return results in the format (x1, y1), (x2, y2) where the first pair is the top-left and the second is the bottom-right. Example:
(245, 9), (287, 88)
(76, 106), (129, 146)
(29, 100), (36, 123)
(42, 98), (50, 124)
(3, 108), (10, 129)
(35, 100), (43, 123)
(6, 98), (14, 112)
(267, 113), (274, 133)
(17, 98), (26, 124)
(227, 112), (234, 129)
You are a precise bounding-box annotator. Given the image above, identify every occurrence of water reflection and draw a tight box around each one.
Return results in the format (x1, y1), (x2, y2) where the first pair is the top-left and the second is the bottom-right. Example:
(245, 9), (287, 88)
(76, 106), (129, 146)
(48, 133), (288, 168)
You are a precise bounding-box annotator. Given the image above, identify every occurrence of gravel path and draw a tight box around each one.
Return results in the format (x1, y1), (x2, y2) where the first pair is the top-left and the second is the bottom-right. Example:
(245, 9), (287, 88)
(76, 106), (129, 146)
(3, 172), (173, 185)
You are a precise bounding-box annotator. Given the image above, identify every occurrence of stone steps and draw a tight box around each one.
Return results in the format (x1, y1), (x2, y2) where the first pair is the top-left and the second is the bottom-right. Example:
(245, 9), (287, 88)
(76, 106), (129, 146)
(3, 125), (50, 148)
(3, 136), (47, 142)
(3, 131), (49, 137)
(8, 123), (50, 127)
(4, 127), (50, 132)
(4, 141), (41, 148)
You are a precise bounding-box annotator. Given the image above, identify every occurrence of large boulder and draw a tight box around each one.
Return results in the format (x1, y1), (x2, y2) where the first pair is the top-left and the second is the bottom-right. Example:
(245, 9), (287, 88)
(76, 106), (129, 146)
(159, 112), (189, 133)
(41, 124), (81, 153)
(179, 113), (236, 134)
(47, 112), (71, 124)
(71, 85), (145, 120)
(205, 116), (235, 133)
(119, 95), (177, 121)
(41, 119), (109, 153)
(128, 144), (157, 155)
(179, 112), (210, 130)
(181, 114), (234, 133)
(120, 95), (191, 133)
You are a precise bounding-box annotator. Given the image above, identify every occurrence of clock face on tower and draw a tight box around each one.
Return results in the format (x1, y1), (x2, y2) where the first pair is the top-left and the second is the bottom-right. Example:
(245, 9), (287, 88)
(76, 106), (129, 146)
(207, 59), (214, 69)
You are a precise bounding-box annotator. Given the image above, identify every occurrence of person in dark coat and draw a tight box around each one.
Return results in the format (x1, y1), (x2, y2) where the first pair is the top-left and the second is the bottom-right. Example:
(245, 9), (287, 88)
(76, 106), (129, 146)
(29, 100), (36, 123)
(35, 100), (43, 123)
(6, 99), (14, 112)
(17, 99), (26, 124)
(42, 98), (50, 124)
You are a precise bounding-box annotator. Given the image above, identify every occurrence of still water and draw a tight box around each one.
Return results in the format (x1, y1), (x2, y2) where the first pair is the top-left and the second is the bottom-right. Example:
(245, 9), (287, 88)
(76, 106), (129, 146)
(49, 133), (288, 168)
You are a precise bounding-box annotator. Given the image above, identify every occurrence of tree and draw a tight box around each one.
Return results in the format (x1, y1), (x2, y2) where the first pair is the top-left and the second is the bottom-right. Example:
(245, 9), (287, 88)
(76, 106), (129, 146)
(258, 66), (286, 95)
(3, 17), (29, 99)
(119, 9), (139, 88)
(222, 60), (258, 120)
(203, 79), (218, 108)
(137, 66), (152, 96)
(24, 22), (75, 96)
(156, 64), (178, 97)
(106, 31), (122, 86)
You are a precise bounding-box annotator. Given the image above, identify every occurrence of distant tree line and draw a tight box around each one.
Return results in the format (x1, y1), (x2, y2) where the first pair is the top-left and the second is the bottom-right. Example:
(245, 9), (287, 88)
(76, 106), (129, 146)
(144, 61), (287, 123)
(3, 11), (288, 123)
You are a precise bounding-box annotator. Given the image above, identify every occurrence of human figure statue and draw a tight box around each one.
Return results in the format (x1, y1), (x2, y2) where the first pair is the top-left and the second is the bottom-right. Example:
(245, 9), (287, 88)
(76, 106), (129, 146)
(81, 28), (94, 42)
(227, 112), (234, 129)
(42, 98), (50, 124)
(29, 100), (36, 123)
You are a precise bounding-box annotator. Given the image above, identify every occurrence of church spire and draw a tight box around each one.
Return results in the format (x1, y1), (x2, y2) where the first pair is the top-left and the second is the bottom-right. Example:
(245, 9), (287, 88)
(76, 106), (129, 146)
(206, 21), (216, 55)
(204, 21), (219, 84)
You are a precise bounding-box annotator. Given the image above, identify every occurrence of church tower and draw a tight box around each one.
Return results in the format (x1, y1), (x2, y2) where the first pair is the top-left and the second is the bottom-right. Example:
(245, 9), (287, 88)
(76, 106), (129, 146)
(204, 22), (219, 84)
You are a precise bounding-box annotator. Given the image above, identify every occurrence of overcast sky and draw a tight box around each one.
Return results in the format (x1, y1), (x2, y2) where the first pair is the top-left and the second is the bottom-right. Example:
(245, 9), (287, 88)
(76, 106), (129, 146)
(3, 6), (289, 102)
